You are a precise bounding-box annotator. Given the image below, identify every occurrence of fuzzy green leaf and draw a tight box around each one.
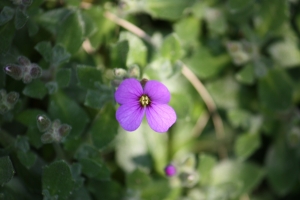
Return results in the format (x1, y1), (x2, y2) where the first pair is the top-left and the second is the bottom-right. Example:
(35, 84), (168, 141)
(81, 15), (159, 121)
(42, 160), (75, 200)
(0, 156), (14, 185)
(49, 92), (89, 138)
(23, 80), (48, 100)
(90, 104), (118, 149)
(56, 10), (84, 55)
(76, 65), (102, 90)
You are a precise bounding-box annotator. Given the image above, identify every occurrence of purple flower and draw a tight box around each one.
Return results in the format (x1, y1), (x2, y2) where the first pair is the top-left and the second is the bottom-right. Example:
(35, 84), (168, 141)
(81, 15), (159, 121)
(115, 78), (176, 133)
(164, 164), (177, 177)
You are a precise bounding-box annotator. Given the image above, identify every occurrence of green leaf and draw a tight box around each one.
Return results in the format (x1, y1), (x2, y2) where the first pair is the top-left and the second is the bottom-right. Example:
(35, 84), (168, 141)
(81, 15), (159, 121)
(51, 44), (71, 66)
(84, 86), (114, 109)
(268, 38), (300, 68)
(258, 69), (293, 112)
(110, 40), (129, 69)
(234, 133), (261, 161)
(255, 0), (288, 37)
(0, 21), (15, 54)
(38, 8), (71, 34)
(236, 64), (255, 85)
(227, 109), (252, 129)
(141, 180), (170, 200)
(15, 135), (30, 152)
(16, 109), (46, 127)
(55, 68), (71, 88)
(206, 74), (241, 109)
(27, 19), (39, 37)
(115, 122), (152, 173)
(211, 160), (264, 195)
(126, 168), (151, 190)
(76, 65), (102, 90)
(14, 9), (28, 30)
(161, 33), (181, 63)
(75, 144), (99, 160)
(56, 10), (84, 55)
(79, 158), (110, 181)
(227, 0), (255, 22)
(26, 126), (43, 148)
(0, 156), (14, 185)
(81, 12), (97, 38)
(86, 6), (116, 49)
(15, 111), (43, 148)
(91, 104), (118, 149)
(0, 6), (14, 26)
(42, 160), (75, 200)
(204, 8), (227, 35)
(266, 140), (299, 196)
(22, 80), (47, 99)
(198, 154), (217, 185)
(119, 31), (147, 68)
(17, 150), (37, 169)
(48, 92), (89, 138)
(143, 123), (168, 175)
(34, 41), (71, 66)
(68, 187), (92, 200)
(34, 41), (52, 63)
(188, 47), (230, 79)
(144, 0), (196, 20)
(87, 180), (123, 200)
(64, 0), (81, 7)
(174, 16), (200, 46)
(70, 163), (84, 189)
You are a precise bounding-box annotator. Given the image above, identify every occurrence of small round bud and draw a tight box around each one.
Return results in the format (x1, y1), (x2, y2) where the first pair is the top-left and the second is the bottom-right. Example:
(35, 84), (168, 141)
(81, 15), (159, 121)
(22, 74), (32, 84)
(6, 92), (19, 105)
(58, 124), (71, 137)
(164, 164), (177, 177)
(41, 132), (54, 144)
(37, 115), (51, 132)
(140, 78), (148, 88)
(113, 68), (127, 78)
(4, 64), (23, 80)
(29, 64), (42, 78)
(128, 65), (140, 78)
(18, 56), (31, 66)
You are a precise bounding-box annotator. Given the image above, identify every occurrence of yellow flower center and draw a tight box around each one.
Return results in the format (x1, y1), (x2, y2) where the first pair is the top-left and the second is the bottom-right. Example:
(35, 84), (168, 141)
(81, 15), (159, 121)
(139, 95), (150, 107)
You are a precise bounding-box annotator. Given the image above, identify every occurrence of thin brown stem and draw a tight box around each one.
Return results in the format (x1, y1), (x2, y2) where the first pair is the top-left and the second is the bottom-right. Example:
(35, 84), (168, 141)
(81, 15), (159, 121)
(103, 11), (227, 159)
(181, 65), (227, 159)
(103, 12), (154, 46)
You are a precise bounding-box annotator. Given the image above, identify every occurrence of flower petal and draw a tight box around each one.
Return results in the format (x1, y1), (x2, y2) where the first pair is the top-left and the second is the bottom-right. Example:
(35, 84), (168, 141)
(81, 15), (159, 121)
(144, 80), (170, 104)
(116, 102), (145, 131)
(115, 78), (143, 105)
(145, 103), (176, 133)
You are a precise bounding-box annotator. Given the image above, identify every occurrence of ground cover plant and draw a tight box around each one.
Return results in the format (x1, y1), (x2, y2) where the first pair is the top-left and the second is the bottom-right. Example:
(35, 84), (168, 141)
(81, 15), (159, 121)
(1, 0), (300, 199)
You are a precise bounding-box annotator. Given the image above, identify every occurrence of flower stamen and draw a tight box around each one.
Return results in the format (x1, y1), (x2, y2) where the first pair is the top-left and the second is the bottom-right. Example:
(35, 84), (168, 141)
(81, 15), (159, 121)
(139, 95), (150, 107)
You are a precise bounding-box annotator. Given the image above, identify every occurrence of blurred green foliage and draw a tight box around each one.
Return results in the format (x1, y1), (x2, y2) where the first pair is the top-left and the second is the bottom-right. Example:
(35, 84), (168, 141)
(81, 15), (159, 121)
(1, 0), (300, 199)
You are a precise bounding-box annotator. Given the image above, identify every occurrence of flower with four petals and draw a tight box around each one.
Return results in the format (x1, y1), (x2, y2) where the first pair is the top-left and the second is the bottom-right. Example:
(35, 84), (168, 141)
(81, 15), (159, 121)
(115, 78), (176, 133)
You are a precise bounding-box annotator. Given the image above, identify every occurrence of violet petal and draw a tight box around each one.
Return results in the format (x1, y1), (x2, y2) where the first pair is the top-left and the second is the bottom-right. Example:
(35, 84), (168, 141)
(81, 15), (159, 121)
(116, 102), (145, 131)
(144, 80), (170, 104)
(145, 103), (176, 133)
(115, 78), (143, 105)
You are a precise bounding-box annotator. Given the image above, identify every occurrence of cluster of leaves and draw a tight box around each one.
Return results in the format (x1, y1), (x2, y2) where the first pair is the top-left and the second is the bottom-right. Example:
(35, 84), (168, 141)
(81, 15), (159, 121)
(1, 0), (300, 199)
